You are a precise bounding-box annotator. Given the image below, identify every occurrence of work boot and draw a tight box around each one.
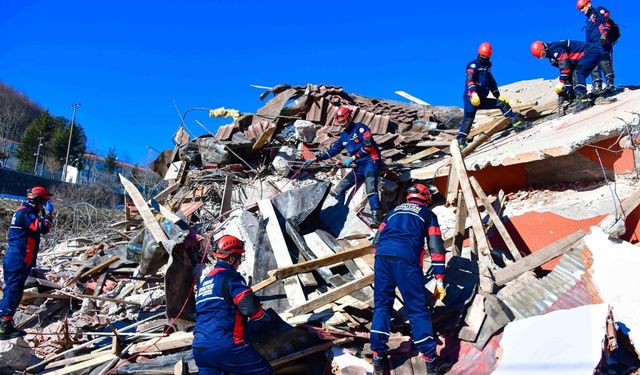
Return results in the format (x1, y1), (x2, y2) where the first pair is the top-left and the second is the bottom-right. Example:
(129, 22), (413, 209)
(425, 356), (452, 375)
(0, 319), (26, 340)
(457, 139), (467, 151)
(373, 352), (389, 375)
(511, 117), (532, 133)
(572, 94), (592, 114)
(601, 82), (616, 97)
(371, 210), (382, 228)
(589, 80), (603, 98)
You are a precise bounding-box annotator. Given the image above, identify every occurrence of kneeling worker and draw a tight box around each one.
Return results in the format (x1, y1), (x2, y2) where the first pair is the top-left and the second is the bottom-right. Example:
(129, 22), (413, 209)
(193, 235), (273, 375)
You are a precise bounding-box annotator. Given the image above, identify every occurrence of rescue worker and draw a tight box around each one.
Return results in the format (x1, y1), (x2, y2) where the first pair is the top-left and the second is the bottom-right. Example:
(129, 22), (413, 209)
(457, 42), (529, 149)
(577, 0), (616, 96)
(530, 40), (600, 113)
(0, 186), (53, 340)
(370, 183), (450, 375)
(304, 106), (383, 226)
(192, 234), (273, 375)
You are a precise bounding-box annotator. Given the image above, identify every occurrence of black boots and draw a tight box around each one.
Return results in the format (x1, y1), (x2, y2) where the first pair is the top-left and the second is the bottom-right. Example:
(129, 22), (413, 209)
(371, 210), (382, 228)
(0, 319), (26, 340)
(511, 116), (532, 132)
(426, 356), (452, 375)
(573, 93), (592, 113)
(373, 353), (389, 375)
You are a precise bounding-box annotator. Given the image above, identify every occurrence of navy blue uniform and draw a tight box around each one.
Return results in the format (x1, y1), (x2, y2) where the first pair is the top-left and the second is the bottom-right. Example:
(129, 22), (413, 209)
(584, 5), (615, 89)
(370, 201), (446, 359)
(545, 40), (600, 96)
(317, 122), (382, 211)
(0, 202), (51, 319)
(193, 261), (272, 375)
(457, 58), (518, 144)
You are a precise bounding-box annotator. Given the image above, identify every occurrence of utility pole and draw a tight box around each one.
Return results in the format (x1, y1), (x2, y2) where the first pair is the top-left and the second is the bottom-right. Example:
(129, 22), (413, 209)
(33, 136), (45, 175)
(62, 103), (81, 181)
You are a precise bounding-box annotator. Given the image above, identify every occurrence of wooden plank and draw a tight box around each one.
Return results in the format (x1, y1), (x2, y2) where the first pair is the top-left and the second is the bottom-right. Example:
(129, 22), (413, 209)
(252, 124), (277, 150)
(79, 257), (119, 280)
(494, 230), (587, 286)
(129, 331), (194, 353)
(23, 291), (142, 306)
(470, 176), (522, 261)
(164, 161), (186, 181)
(286, 273), (374, 316)
(270, 338), (353, 368)
(47, 353), (116, 375)
(452, 190), (467, 257)
(220, 175), (233, 217)
(462, 117), (511, 156)
(257, 199), (306, 307)
(396, 147), (441, 164)
(415, 140), (451, 148)
(153, 182), (180, 203)
(120, 174), (168, 246)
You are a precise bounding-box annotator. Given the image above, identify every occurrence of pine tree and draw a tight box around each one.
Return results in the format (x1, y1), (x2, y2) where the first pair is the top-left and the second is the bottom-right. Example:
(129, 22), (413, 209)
(104, 148), (118, 175)
(16, 112), (54, 172)
(49, 116), (87, 172)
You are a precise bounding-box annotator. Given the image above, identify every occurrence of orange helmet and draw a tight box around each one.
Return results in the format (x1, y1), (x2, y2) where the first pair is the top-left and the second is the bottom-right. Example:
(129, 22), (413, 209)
(27, 186), (52, 201)
(406, 183), (431, 205)
(530, 41), (546, 58)
(576, 0), (590, 10)
(334, 107), (352, 126)
(478, 42), (493, 58)
(213, 235), (245, 259)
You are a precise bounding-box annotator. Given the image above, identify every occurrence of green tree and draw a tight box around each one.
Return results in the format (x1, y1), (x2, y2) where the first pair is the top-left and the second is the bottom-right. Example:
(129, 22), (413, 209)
(104, 148), (118, 175)
(16, 112), (54, 172)
(49, 116), (87, 172)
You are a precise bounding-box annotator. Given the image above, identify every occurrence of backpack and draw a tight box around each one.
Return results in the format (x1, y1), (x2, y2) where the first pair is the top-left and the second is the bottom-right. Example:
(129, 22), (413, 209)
(608, 17), (621, 44)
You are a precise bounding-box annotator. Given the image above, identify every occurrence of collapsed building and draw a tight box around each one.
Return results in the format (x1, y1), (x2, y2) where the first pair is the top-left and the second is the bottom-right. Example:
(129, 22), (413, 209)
(2, 80), (640, 374)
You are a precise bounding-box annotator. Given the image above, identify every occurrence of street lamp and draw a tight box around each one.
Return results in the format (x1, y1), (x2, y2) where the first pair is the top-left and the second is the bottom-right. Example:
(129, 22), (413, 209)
(33, 136), (45, 175)
(62, 103), (81, 181)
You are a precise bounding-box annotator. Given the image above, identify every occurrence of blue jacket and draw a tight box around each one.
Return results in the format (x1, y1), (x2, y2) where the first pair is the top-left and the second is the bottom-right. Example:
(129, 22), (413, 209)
(463, 58), (500, 100)
(545, 40), (595, 84)
(373, 201), (446, 279)
(316, 122), (382, 167)
(193, 261), (265, 348)
(7, 202), (51, 266)
(584, 6), (611, 47)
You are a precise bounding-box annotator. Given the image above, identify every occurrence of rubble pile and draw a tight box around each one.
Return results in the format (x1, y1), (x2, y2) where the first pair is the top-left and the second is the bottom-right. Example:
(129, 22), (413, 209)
(2, 81), (640, 374)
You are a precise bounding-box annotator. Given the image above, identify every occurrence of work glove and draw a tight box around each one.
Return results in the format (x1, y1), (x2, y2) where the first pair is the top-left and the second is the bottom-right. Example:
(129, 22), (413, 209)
(44, 201), (54, 216)
(433, 280), (446, 302)
(470, 92), (481, 107)
(498, 96), (510, 104)
(302, 157), (316, 168)
(554, 82), (565, 95)
(343, 157), (354, 168)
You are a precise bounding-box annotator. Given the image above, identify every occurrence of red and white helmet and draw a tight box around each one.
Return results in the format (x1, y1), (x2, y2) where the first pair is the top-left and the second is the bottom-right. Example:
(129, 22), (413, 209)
(406, 183), (432, 205)
(530, 41), (546, 58)
(576, 0), (591, 10)
(27, 186), (52, 201)
(334, 107), (352, 126)
(478, 42), (493, 58)
(213, 235), (245, 259)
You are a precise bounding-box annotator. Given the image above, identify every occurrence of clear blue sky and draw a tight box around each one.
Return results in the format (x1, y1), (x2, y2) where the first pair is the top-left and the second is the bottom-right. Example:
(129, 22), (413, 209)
(1, 0), (638, 165)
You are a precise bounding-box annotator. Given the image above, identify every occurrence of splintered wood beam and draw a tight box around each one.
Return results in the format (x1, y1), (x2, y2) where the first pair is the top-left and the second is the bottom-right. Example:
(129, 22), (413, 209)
(120, 174), (168, 246)
(469, 176), (522, 261)
(286, 273), (374, 316)
(270, 338), (354, 368)
(220, 175), (233, 217)
(494, 230), (586, 286)
(396, 147), (441, 164)
(452, 190), (467, 257)
(257, 199), (307, 307)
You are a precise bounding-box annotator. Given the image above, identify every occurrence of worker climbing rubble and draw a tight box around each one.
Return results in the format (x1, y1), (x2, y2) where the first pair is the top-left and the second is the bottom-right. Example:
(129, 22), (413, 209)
(370, 183), (451, 375)
(576, 0), (618, 97)
(0, 187), (53, 340)
(457, 42), (530, 149)
(530, 40), (601, 113)
(192, 235), (273, 375)
(303, 106), (384, 226)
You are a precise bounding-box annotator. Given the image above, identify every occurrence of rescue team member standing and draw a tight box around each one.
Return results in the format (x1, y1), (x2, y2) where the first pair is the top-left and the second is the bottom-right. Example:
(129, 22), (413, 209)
(457, 42), (529, 149)
(577, 0), (616, 96)
(530, 40), (600, 113)
(192, 235), (273, 375)
(370, 184), (450, 375)
(0, 187), (53, 340)
(304, 106), (383, 226)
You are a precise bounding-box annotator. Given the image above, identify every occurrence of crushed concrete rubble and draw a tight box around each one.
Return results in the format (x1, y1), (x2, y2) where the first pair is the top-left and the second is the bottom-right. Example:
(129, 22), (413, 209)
(2, 81), (640, 374)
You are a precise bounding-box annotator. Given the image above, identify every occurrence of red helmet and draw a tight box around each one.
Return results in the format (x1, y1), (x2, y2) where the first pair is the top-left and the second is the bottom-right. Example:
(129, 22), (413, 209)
(576, 0), (590, 10)
(478, 42), (493, 58)
(334, 107), (352, 125)
(214, 235), (245, 259)
(530, 41), (546, 58)
(406, 183), (431, 205)
(27, 186), (52, 201)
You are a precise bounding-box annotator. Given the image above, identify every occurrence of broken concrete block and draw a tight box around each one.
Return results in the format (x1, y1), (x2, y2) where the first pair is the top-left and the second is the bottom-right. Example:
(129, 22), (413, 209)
(0, 338), (36, 372)
(599, 214), (626, 239)
(293, 120), (317, 143)
(272, 146), (296, 176)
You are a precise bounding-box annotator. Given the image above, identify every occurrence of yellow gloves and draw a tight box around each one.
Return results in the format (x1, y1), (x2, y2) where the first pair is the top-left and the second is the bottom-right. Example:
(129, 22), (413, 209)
(433, 280), (446, 302)
(498, 96), (510, 104)
(209, 107), (241, 120)
(554, 83), (565, 94)
(470, 92), (481, 107)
